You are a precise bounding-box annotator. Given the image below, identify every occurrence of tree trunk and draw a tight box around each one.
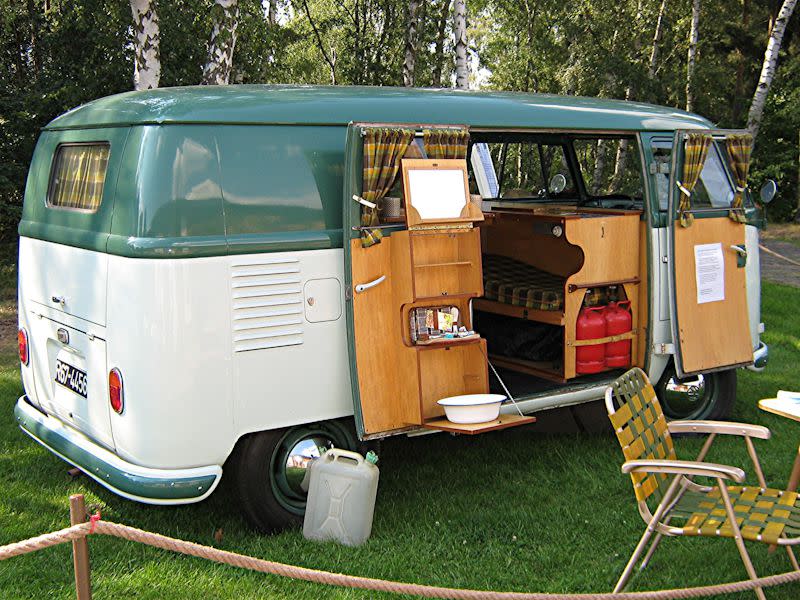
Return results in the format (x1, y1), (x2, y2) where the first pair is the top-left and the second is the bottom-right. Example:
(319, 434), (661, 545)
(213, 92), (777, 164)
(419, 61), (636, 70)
(202, 0), (240, 85)
(592, 139), (608, 195)
(403, 0), (419, 86)
(685, 0), (700, 112)
(432, 0), (450, 87)
(747, 0), (797, 139)
(648, 0), (668, 79)
(301, 0), (336, 84)
(453, 0), (468, 89)
(267, 0), (277, 25)
(129, 0), (161, 90)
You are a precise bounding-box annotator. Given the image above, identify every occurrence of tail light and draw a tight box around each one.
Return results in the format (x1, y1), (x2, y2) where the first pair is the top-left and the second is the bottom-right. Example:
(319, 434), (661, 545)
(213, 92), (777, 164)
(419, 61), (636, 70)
(109, 368), (124, 414)
(18, 328), (29, 366)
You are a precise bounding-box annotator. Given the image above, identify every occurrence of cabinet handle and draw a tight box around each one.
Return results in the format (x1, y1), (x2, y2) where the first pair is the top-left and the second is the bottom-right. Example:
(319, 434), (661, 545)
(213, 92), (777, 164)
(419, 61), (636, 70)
(355, 275), (386, 294)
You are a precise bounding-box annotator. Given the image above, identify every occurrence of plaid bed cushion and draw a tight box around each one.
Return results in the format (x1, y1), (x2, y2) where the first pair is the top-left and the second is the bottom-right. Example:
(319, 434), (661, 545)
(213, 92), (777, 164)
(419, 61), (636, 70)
(482, 254), (565, 311)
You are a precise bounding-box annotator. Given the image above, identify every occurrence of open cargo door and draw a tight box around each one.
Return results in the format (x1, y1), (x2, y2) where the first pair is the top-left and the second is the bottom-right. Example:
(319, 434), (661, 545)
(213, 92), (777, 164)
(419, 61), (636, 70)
(668, 129), (753, 377)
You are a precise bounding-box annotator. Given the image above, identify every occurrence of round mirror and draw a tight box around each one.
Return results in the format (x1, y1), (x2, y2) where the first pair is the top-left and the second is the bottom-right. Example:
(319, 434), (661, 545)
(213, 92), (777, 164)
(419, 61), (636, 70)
(760, 179), (777, 204)
(549, 173), (567, 195)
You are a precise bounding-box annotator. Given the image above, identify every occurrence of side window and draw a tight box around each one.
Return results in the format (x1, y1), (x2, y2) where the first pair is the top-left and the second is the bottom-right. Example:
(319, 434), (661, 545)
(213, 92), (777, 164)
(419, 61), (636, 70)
(48, 143), (110, 212)
(693, 143), (735, 208)
(573, 137), (644, 198)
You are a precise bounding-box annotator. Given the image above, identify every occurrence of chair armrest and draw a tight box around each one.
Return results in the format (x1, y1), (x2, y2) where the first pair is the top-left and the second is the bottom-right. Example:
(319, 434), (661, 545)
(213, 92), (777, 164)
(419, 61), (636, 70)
(667, 420), (771, 440)
(621, 459), (746, 483)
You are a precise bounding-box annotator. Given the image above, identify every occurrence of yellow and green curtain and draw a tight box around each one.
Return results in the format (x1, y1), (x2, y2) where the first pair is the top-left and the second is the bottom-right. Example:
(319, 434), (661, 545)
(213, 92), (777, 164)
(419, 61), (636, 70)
(725, 133), (753, 224)
(360, 128), (415, 247)
(49, 144), (110, 211)
(422, 129), (469, 160)
(676, 133), (713, 228)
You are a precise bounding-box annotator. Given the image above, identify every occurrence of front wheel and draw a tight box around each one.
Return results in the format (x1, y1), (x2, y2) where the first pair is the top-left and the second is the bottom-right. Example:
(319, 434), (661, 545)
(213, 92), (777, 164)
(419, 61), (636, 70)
(233, 421), (357, 532)
(655, 364), (736, 421)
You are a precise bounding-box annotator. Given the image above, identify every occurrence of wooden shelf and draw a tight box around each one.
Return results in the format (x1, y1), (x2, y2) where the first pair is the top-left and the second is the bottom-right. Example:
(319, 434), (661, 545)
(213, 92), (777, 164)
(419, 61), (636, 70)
(473, 299), (565, 326)
(415, 261), (473, 268)
(422, 413), (536, 435)
(489, 355), (566, 383)
(414, 334), (481, 347)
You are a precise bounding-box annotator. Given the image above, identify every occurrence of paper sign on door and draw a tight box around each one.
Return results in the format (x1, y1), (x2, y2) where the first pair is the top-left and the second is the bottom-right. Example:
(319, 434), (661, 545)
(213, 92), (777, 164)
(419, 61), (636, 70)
(694, 243), (725, 304)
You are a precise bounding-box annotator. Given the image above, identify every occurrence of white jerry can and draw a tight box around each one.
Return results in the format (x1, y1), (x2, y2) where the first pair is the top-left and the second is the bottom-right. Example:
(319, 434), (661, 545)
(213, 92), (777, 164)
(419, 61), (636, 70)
(303, 448), (379, 546)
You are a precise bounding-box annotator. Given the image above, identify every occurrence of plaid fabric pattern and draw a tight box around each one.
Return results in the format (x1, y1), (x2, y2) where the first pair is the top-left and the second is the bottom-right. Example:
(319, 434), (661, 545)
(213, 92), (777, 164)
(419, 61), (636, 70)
(671, 486), (800, 545)
(608, 368), (676, 504)
(726, 134), (753, 224)
(422, 129), (469, 160)
(677, 133), (713, 228)
(482, 254), (564, 311)
(49, 144), (110, 211)
(361, 128), (415, 247)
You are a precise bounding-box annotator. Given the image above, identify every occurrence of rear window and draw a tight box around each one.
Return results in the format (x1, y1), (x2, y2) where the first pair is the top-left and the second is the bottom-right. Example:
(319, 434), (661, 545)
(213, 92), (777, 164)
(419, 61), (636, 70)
(48, 143), (110, 212)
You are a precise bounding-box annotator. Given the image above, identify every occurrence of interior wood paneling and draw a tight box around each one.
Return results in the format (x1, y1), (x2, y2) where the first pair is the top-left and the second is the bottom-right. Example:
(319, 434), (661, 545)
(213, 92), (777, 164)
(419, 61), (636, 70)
(410, 228), (483, 298)
(418, 340), (489, 421)
(636, 221), (649, 367)
(351, 238), (421, 433)
(673, 217), (752, 373)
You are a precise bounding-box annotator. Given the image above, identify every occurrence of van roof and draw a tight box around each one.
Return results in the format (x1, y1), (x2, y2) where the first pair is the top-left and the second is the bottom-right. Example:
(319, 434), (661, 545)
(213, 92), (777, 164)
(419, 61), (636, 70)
(44, 85), (713, 132)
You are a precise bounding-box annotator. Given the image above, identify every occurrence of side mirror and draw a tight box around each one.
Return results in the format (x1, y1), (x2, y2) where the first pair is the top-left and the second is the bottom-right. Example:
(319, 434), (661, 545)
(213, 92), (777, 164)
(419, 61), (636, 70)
(549, 173), (567, 194)
(760, 179), (777, 204)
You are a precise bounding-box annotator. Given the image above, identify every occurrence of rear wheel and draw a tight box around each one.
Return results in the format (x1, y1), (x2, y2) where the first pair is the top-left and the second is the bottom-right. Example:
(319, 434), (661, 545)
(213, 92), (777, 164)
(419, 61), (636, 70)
(655, 364), (736, 421)
(234, 420), (357, 532)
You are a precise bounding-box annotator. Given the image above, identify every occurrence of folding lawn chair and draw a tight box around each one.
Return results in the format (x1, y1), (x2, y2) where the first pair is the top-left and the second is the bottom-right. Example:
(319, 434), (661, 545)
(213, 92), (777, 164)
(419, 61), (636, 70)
(605, 367), (800, 599)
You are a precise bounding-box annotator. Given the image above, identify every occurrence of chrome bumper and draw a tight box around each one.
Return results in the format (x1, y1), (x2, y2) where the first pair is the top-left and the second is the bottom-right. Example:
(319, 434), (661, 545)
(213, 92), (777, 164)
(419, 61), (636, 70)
(14, 396), (222, 505)
(746, 342), (769, 373)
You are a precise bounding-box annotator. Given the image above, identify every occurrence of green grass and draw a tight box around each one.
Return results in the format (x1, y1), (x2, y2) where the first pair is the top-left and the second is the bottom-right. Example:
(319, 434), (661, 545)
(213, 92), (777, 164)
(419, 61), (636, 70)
(2, 282), (800, 598)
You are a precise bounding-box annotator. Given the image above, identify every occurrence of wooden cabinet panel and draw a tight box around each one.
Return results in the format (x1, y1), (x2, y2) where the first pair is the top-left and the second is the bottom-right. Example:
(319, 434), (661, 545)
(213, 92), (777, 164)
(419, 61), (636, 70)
(410, 228), (483, 299)
(417, 340), (489, 421)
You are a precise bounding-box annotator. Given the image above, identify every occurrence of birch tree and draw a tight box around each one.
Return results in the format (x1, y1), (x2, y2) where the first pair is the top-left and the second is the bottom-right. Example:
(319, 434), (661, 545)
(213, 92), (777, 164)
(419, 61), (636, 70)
(432, 0), (450, 87)
(202, 0), (240, 85)
(129, 0), (160, 90)
(685, 0), (700, 112)
(403, 0), (419, 86)
(648, 0), (668, 79)
(747, 0), (797, 139)
(454, 0), (468, 89)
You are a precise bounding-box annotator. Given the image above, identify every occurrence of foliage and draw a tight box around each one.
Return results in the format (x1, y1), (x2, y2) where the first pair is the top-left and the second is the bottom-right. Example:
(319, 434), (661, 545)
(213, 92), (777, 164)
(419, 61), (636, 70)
(1, 0), (800, 240)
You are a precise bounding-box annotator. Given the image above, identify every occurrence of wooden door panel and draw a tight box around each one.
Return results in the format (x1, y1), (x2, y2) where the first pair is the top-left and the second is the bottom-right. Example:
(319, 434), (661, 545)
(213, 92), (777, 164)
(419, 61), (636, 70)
(673, 217), (752, 374)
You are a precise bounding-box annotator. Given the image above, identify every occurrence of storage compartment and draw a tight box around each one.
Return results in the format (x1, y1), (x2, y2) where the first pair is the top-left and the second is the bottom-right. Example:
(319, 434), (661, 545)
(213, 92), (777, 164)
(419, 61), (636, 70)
(418, 339), (489, 421)
(410, 228), (482, 299)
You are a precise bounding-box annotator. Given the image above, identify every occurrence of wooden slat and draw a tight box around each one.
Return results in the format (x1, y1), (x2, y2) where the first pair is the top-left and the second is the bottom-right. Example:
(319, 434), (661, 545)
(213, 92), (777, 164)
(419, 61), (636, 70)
(472, 299), (565, 325)
(422, 413), (536, 435)
(488, 354), (566, 383)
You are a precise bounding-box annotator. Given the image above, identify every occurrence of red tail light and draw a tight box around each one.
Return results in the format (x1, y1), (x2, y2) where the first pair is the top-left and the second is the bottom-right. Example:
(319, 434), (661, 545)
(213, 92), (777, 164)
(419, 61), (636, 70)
(18, 328), (29, 366)
(109, 368), (124, 414)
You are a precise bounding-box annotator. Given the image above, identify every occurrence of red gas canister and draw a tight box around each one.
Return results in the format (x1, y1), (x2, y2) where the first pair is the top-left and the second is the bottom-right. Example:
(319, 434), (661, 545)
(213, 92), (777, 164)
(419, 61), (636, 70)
(605, 300), (632, 368)
(576, 306), (606, 374)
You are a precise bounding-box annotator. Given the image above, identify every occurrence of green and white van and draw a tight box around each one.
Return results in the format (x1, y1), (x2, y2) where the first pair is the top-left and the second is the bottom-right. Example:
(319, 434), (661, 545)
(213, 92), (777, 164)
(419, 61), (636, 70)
(14, 85), (771, 531)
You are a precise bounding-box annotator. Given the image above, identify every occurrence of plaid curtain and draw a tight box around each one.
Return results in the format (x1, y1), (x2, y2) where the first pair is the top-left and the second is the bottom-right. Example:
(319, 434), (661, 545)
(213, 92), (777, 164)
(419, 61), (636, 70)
(422, 129), (469, 159)
(50, 145), (110, 211)
(361, 128), (415, 247)
(725, 133), (753, 224)
(677, 133), (713, 228)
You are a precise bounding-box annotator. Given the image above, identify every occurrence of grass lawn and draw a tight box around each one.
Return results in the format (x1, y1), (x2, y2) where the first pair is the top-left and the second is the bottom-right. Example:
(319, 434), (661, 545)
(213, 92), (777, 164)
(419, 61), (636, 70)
(2, 272), (800, 598)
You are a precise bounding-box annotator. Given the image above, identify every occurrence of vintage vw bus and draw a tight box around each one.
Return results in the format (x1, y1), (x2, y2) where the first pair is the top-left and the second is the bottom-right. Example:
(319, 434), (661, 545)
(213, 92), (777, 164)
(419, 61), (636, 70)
(14, 86), (771, 531)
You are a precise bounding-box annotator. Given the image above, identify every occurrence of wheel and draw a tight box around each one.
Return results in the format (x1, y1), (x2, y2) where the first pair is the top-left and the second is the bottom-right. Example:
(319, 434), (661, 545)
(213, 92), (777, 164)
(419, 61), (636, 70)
(655, 364), (736, 421)
(233, 420), (358, 532)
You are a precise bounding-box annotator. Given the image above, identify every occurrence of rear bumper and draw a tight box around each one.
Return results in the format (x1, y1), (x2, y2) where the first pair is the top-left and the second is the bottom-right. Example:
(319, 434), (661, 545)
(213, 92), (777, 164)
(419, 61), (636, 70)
(746, 342), (769, 373)
(14, 396), (222, 505)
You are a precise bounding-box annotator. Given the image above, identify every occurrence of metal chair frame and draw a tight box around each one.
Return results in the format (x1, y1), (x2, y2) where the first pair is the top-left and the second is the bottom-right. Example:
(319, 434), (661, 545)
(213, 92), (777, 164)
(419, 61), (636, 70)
(605, 368), (800, 600)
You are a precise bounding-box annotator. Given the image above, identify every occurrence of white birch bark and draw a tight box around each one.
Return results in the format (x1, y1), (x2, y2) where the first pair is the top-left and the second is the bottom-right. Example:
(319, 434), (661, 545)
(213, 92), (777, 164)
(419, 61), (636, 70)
(403, 0), (419, 87)
(454, 0), (468, 90)
(685, 0), (700, 112)
(648, 0), (668, 79)
(747, 0), (797, 139)
(129, 0), (160, 90)
(202, 0), (240, 85)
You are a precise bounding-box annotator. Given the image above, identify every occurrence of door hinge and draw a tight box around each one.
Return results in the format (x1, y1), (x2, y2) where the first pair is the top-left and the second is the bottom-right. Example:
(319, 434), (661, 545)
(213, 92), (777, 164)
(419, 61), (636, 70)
(653, 343), (675, 355)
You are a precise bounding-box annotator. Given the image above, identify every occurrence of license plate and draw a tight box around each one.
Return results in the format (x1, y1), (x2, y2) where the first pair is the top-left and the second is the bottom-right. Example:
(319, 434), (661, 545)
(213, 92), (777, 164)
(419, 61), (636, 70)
(54, 359), (88, 398)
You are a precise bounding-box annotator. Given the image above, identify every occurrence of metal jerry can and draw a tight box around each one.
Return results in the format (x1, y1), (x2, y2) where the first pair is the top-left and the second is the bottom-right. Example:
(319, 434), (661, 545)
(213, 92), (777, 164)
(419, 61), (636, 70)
(303, 449), (379, 546)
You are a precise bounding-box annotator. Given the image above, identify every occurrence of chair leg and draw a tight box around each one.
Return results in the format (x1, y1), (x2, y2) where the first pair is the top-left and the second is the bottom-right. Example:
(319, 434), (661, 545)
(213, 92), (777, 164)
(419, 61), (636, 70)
(717, 480), (767, 600)
(784, 545), (799, 571)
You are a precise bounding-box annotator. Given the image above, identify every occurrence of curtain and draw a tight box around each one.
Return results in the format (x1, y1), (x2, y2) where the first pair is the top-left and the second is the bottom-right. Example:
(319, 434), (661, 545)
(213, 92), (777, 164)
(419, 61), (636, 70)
(422, 129), (469, 159)
(50, 145), (110, 211)
(725, 133), (753, 224)
(360, 128), (415, 247)
(677, 133), (712, 228)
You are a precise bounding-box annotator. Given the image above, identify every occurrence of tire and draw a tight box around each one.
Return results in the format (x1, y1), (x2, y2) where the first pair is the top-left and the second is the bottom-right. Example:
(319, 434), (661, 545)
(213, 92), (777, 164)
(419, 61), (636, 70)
(233, 420), (358, 532)
(655, 363), (736, 422)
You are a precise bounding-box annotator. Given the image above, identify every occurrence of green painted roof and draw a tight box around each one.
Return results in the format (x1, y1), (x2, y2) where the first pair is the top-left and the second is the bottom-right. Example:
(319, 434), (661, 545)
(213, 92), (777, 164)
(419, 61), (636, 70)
(45, 85), (713, 132)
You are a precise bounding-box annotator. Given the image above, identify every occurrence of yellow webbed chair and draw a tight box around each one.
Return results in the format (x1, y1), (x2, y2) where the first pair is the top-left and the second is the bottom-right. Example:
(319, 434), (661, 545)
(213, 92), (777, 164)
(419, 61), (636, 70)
(605, 368), (800, 599)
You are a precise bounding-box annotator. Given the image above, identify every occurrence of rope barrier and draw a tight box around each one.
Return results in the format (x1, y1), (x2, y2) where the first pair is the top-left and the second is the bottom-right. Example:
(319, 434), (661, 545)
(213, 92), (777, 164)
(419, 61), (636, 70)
(759, 243), (800, 268)
(1, 516), (799, 599)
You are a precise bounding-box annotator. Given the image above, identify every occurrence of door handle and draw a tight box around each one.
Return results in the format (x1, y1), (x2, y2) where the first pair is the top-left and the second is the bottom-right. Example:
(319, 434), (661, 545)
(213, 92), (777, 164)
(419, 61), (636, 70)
(354, 275), (386, 293)
(730, 245), (747, 256)
(730, 245), (747, 268)
(51, 295), (66, 306)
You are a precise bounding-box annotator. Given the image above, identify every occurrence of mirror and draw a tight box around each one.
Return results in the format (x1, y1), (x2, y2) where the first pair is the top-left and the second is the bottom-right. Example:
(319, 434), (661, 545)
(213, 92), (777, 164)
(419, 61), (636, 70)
(402, 159), (481, 225)
(760, 179), (777, 204)
(549, 173), (567, 194)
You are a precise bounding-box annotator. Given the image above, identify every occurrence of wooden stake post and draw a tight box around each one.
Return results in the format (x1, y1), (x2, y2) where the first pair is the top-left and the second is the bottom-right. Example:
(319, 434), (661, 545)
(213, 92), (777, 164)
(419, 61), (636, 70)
(69, 494), (92, 600)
